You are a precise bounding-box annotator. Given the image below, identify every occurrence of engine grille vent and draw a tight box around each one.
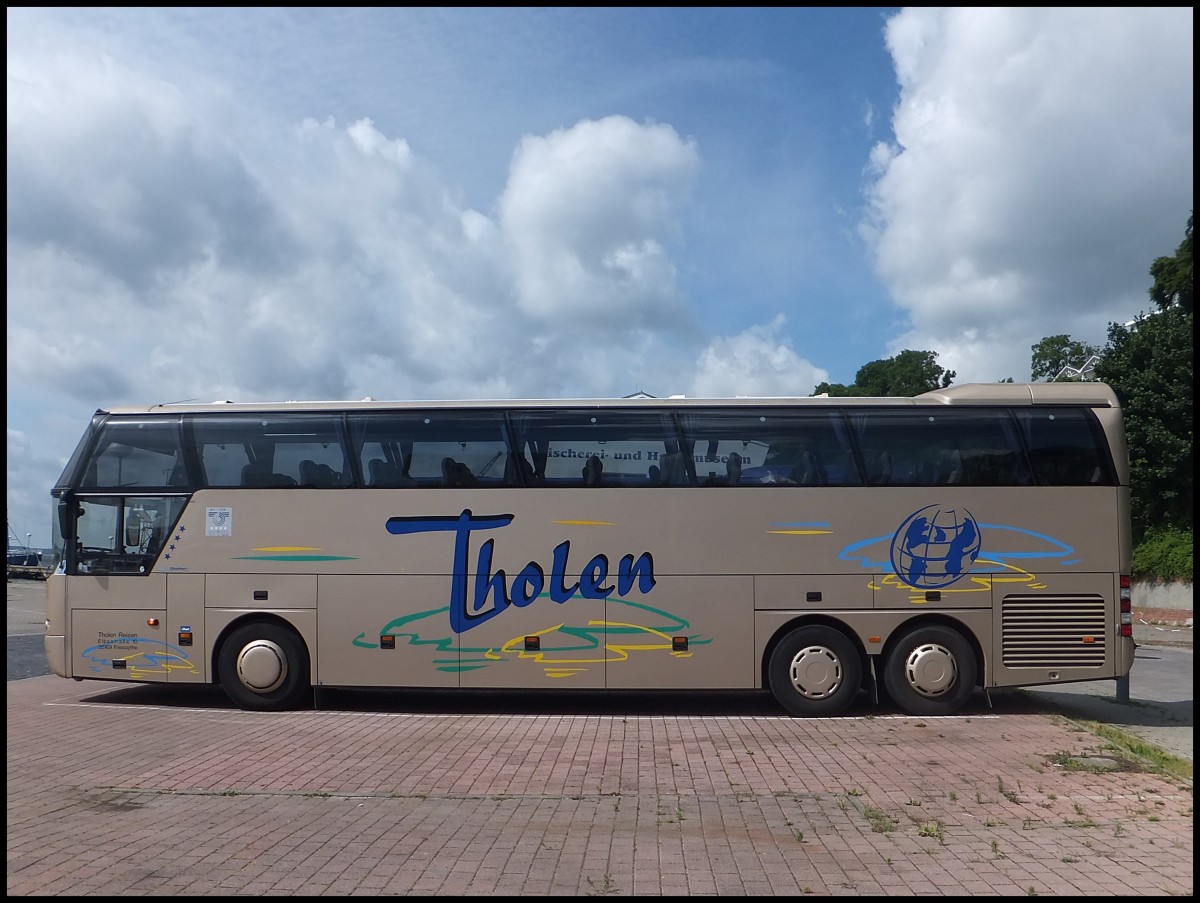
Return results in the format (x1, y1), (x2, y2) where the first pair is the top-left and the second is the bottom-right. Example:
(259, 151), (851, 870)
(1001, 595), (1107, 668)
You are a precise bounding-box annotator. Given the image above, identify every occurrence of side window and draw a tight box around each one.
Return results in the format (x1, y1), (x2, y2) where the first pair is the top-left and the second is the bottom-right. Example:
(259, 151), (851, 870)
(78, 417), (188, 490)
(1015, 408), (1112, 485)
(954, 412), (1032, 486)
(678, 409), (861, 486)
(509, 410), (681, 487)
(69, 495), (188, 576)
(193, 425), (254, 488)
(852, 411), (937, 485)
(348, 411), (510, 487)
(850, 409), (1030, 486)
(191, 413), (351, 488)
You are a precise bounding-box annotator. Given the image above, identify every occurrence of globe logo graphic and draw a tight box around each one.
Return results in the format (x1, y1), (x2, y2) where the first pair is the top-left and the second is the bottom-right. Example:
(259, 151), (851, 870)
(889, 505), (981, 589)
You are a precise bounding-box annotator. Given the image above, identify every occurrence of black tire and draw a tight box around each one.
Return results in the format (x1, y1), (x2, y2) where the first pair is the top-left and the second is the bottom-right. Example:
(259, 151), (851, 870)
(217, 621), (312, 711)
(767, 625), (863, 717)
(882, 624), (977, 716)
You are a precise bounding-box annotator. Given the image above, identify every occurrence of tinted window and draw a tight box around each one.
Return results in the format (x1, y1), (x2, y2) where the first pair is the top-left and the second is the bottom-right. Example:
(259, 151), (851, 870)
(77, 416), (188, 490)
(348, 411), (510, 487)
(192, 413), (351, 488)
(509, 410), (681, 486)
(677, 409), (861, 486)
(1014, 408), (1112, 485)
(849, 409), (1032, 486)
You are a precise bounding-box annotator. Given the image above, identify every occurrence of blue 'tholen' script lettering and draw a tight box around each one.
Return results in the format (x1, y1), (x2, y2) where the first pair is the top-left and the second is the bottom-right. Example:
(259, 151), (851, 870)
(386, 509), (656, 634)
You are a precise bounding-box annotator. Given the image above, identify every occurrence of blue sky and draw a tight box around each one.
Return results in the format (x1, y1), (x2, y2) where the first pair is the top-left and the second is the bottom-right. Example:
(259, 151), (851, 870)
(6, 7), (1194, 547)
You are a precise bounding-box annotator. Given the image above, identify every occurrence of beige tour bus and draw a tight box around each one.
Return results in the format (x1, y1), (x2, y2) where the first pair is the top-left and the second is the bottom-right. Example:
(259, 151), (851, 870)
(44, 382), (1135, 717)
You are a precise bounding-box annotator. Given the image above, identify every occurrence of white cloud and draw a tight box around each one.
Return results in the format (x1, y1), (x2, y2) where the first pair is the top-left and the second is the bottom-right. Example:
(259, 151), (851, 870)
(689, 316), (827, 397)
(862, 7), (1194, 382)
(499, 115), (701, 326)
(7, 52), (709, 404)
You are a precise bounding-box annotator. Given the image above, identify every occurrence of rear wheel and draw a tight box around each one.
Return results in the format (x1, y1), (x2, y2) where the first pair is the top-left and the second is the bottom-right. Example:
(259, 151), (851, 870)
(882, 624), (977, 716)
(768, 625), (862, 717)
(217, 621), (312, 711)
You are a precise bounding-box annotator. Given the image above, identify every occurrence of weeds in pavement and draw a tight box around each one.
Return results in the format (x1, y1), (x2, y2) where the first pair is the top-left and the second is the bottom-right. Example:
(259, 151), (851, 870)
(862, 805), (897, 834)
(585, 873), (617, 896)
(917, 820), (945, 843)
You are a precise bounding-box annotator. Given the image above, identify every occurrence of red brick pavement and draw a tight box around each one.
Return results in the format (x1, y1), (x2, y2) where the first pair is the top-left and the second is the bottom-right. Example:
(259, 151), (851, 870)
(6, 675), (1193, 896)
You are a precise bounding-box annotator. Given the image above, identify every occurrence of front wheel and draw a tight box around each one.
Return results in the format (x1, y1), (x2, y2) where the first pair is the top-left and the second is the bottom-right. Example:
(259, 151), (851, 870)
(882, 624), (977, 716)
(768, 625), (863, 717)
(217, 621), (312, 711)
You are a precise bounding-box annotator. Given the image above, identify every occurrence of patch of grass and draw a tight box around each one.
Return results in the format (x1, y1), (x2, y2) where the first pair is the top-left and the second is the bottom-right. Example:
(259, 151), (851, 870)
(1082, 723), (1193, 786)
(862, 805), (897, 834)
(917, 820), (945, 842)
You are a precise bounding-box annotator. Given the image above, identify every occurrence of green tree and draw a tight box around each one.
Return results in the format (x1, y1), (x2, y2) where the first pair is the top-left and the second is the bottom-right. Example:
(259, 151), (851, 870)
(1148, 212), (1193, 314)
(813, 350), (955, 397)
(811, 380), (863, 397)
(1094, 213), (1193, 540)
(1030, 334), (1101, 381)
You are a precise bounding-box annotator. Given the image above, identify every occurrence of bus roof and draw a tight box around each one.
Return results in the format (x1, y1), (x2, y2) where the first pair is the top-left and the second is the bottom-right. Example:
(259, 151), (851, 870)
(96, 382), (1119, 416)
